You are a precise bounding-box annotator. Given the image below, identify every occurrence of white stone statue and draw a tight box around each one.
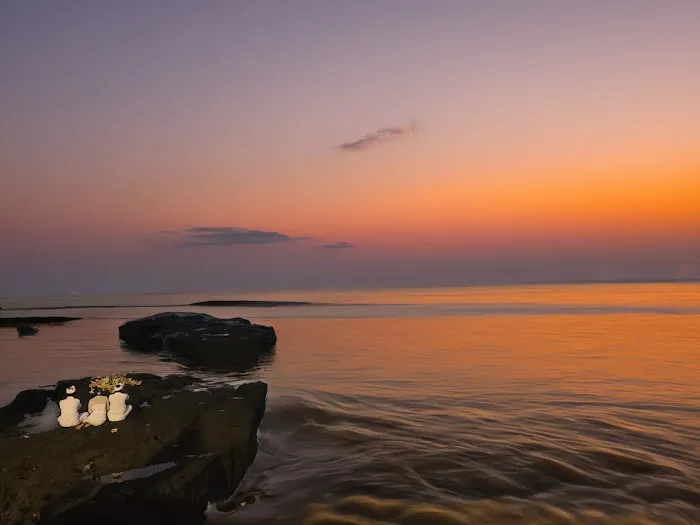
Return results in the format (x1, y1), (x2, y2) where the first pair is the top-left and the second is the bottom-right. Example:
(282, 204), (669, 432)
(80, 388), (109, 426)
(107, 383), (132, 422)
(57, 385), (82, 428)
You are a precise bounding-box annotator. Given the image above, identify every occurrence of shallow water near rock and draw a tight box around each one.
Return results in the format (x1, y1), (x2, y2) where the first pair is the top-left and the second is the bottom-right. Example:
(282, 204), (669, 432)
(1, 283), (699, 524)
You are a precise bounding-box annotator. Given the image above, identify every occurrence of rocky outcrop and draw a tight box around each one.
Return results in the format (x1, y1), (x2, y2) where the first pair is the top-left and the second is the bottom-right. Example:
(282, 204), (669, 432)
(0, 374), (197, 435)
(118, 312), (277, 370)
(0, 374), (267, 524)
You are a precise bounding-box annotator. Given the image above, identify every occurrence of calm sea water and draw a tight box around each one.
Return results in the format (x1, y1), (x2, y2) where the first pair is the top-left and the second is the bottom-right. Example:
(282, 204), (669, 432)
(1, 283), (699, 524)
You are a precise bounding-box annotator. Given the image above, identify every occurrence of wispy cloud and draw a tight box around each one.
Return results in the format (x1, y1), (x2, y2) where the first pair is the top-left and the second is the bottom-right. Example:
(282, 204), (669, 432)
(339, 122), (415, 151)
(166, 227), (309, 247)
(321, 242), (356, 249)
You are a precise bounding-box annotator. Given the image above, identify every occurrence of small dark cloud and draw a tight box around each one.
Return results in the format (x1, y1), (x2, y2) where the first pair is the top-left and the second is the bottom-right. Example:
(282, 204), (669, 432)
(175, 227), (308, 247)
(339, 122), (415, 151)
(322, 242), (356, 249)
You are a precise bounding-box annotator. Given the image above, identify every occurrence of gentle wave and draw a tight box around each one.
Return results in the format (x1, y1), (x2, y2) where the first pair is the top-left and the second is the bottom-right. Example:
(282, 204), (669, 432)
(2, 284), (698, 524)
(222, 392), (700, 524)
(300, 495), (699, 525)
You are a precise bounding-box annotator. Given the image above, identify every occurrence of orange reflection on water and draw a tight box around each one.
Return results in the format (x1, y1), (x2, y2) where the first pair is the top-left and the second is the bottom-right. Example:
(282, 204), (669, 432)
(265, 287), (700, 414)
(253, 282), (700, 308)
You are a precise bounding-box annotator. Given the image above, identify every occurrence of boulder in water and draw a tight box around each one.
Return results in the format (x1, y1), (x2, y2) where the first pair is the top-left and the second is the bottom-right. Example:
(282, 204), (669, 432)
(118, 312), (277, 369)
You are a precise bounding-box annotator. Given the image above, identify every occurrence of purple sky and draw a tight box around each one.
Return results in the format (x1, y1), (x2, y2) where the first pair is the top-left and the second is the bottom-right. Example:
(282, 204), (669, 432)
(1, 1), (699, 296)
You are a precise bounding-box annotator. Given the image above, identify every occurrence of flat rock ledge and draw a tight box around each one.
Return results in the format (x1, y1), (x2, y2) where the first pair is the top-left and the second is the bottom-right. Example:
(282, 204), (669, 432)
(0, 374), (267, 525)
(118, 312), (277, 370)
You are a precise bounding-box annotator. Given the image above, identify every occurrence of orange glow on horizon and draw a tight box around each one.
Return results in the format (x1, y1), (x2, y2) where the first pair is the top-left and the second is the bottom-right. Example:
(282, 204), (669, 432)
(2, 155), (698, 254)
(302, 162), (700, 248)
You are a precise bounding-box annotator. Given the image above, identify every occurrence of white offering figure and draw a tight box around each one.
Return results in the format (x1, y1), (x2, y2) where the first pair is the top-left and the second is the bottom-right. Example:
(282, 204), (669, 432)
(107, 383), (132, 422)
(57, 385), (82, 428)
(80, 388), (109, 426)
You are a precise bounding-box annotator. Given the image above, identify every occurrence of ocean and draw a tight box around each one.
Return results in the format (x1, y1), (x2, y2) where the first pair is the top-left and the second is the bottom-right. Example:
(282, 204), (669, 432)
(1, 283), (699, 524)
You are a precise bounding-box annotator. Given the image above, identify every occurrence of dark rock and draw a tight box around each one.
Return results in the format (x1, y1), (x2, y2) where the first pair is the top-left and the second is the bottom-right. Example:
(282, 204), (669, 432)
(0, 316), (80, 328)
(0, 375), (267, 525)
(118, 312), (277, 370)
(17, 324), (39, 336)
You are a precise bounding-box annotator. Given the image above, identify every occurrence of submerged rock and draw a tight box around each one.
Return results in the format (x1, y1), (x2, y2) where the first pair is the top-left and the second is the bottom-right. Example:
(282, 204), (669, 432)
(118, 312), (277, 370)
(0, 375), (267, 525)
(17, 324), (39, 336)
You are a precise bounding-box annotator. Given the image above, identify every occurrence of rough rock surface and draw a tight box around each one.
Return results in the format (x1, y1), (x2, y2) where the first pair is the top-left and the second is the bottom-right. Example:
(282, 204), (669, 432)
(0, 374), (267, 525)
(118, 312), (277, 369)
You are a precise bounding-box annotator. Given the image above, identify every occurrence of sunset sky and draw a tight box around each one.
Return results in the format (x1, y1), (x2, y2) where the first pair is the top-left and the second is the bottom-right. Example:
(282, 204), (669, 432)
(1, 1), (699, 296)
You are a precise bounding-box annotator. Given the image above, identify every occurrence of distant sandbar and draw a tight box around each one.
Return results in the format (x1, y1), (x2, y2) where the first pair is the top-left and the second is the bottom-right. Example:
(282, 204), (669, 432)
(1, 299), (317, 312)
(189, 300), (313, 307)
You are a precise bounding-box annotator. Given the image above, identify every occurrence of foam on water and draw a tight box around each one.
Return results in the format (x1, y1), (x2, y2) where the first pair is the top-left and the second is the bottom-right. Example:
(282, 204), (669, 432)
(18, 399), (59, 434)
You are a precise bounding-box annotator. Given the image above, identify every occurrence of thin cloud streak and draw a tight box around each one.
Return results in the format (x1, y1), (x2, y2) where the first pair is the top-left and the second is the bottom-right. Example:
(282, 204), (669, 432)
(339, 122), (415, 151)
(322, 242), (356, 249)
(170, 227), (309, 247)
